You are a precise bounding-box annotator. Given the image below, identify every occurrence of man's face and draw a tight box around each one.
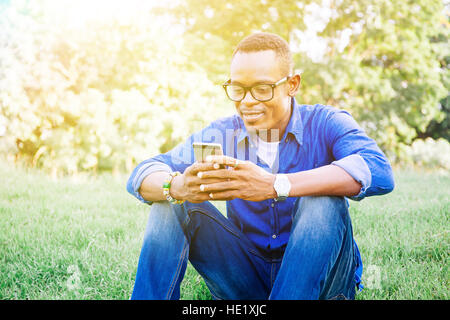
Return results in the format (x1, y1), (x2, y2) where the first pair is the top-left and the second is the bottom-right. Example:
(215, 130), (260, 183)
(230, 50), (292, 139)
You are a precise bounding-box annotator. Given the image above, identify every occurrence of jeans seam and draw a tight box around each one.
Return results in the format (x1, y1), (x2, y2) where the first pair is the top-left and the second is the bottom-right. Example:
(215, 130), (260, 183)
(270, 263), (275, 288)
(321, 221), (351, 299)
(182, 211), (190, 229)
(329, 293), (349, 300)
(165, 240), (189, 300)
(209, 290), (224, 300)
(188, 206), (241, 239)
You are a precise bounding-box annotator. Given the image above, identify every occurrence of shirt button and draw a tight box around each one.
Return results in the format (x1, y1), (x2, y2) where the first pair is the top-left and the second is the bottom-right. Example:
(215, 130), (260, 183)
(271, 203), (275, 208)
(272, 234), (277, 239)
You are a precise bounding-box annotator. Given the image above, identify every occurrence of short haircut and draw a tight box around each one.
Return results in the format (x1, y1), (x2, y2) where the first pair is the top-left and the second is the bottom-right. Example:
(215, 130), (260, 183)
(232, 32), (294, 76)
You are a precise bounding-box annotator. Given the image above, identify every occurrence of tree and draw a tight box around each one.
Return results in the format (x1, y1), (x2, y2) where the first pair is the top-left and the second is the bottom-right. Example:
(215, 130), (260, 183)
(1, 0), (448, 173)
(0, 1), (231, 175)
(319, 0), (448, 158)
(160, 0), (449, 160)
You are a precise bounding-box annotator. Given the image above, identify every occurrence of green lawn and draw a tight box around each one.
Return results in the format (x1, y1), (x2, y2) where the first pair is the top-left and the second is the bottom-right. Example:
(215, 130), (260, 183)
(0, 162), (448, 300)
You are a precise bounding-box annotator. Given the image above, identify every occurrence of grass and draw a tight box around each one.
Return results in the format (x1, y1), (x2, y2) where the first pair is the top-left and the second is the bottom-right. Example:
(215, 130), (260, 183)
(0, 162), (448, 300)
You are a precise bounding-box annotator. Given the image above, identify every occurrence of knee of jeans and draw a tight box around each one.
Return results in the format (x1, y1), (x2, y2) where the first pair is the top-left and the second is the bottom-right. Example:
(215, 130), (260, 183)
(294, 196), (348, 226)
(147, 201), (190, 231)
(149, 201), (170, 212)
(300, 195), (346, 209)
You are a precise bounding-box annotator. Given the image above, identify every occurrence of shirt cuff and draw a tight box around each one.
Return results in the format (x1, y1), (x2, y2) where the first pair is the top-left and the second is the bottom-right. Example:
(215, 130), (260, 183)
(331, 154), (372, 201)
(132, 162), (173, 205)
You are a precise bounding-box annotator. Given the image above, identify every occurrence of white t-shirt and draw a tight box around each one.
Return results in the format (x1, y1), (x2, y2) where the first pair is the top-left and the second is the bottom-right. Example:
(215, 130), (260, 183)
(252, 136), (280, 169)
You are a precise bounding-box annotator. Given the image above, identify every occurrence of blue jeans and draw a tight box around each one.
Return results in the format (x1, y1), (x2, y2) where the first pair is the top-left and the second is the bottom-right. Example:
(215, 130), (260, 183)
(131, 196), (358, 300)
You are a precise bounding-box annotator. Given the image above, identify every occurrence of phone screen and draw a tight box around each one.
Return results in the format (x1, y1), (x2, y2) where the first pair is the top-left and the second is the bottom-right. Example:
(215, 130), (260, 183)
(193, 142), (223, 163)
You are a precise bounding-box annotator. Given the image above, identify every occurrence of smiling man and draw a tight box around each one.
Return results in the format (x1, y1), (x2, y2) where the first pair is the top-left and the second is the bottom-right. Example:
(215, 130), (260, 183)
(127, 32), (394, 300)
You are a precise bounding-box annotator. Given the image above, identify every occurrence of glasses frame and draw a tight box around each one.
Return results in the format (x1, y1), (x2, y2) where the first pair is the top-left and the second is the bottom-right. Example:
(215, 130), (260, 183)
(222, 76), (290, 102)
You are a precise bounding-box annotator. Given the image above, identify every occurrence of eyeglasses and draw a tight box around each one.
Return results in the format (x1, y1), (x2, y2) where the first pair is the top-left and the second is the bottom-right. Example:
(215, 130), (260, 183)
(222, 76), (289, 102)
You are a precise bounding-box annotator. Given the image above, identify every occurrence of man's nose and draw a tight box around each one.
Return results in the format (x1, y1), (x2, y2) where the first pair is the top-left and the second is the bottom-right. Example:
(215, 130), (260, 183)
(241, 90), (258, 105)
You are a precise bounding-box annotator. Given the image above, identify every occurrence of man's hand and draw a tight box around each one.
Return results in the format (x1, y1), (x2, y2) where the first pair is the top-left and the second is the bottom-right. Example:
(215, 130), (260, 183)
(170, 162), (227, 203)
(193, 155), (276, 202)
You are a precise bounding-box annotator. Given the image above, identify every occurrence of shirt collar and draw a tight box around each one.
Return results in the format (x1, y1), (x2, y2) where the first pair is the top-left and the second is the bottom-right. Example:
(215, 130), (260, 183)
(236, 97), (303, 146)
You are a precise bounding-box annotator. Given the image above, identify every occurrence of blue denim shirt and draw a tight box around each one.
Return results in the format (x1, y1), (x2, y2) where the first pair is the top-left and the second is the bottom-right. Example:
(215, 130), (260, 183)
(127, 98), (395, 289)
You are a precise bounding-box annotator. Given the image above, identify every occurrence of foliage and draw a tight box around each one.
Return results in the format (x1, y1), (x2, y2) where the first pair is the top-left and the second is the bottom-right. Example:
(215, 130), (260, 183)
(418, 95), (450, 141)
(163, 0), (449, 159)
(0, 1), (231, 175)
(157, 0), (313, 83)
(318, 0), (449, 158)
(0, 0), (448, 174)
(402, 137), (450, 170)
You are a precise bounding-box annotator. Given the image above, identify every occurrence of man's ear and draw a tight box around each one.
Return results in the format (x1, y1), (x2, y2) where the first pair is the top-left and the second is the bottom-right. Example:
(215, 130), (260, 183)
(288, 74), (301, 97)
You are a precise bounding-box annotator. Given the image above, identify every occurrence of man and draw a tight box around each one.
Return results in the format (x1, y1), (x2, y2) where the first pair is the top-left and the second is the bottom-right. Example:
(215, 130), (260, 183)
(127, 32), (394, 300)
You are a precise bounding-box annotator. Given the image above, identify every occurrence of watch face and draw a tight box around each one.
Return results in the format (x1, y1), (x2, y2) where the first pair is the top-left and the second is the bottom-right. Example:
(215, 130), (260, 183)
(279, 183), (290, 195)
(275, 174), (291, 198)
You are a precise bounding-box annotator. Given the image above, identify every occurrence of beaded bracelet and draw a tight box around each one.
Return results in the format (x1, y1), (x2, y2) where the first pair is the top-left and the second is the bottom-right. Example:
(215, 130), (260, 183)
(162, 171), (185, 204)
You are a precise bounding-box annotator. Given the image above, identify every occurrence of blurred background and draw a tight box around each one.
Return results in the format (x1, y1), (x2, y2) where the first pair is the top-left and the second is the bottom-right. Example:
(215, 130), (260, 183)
(0, 0), (448, 177)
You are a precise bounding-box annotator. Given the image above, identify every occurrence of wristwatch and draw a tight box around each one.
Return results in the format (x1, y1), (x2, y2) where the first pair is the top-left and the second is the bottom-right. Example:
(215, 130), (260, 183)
(273, 174), (291, 201)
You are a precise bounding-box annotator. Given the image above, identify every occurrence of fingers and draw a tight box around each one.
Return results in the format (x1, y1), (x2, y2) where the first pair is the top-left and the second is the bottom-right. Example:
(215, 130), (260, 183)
(205, 155), (243, 168)
(196, 155), (247, 179)
(206, 190), (237, 201)
(198, 181), (237, 193)
(197, 168), (233, 179)
(183, 158), (243, 202)
(187, 162), (219, 175)
(196, 177), (228, 184)
(189, 188), (235, 202)
(188, 190), (236, 202)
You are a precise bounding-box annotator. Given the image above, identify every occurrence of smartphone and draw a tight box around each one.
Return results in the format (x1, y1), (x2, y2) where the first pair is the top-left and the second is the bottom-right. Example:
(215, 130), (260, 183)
(192, 142), (223, 163)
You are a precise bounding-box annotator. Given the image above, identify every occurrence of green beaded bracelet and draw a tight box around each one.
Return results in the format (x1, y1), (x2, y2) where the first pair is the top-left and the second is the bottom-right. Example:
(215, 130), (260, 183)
(162, 172), (184, 204)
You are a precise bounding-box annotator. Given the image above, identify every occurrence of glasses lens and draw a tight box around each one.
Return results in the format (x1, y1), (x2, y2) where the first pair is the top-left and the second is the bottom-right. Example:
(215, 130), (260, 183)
(251, 84), (273, 101)
(226, 85), (245, 101)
